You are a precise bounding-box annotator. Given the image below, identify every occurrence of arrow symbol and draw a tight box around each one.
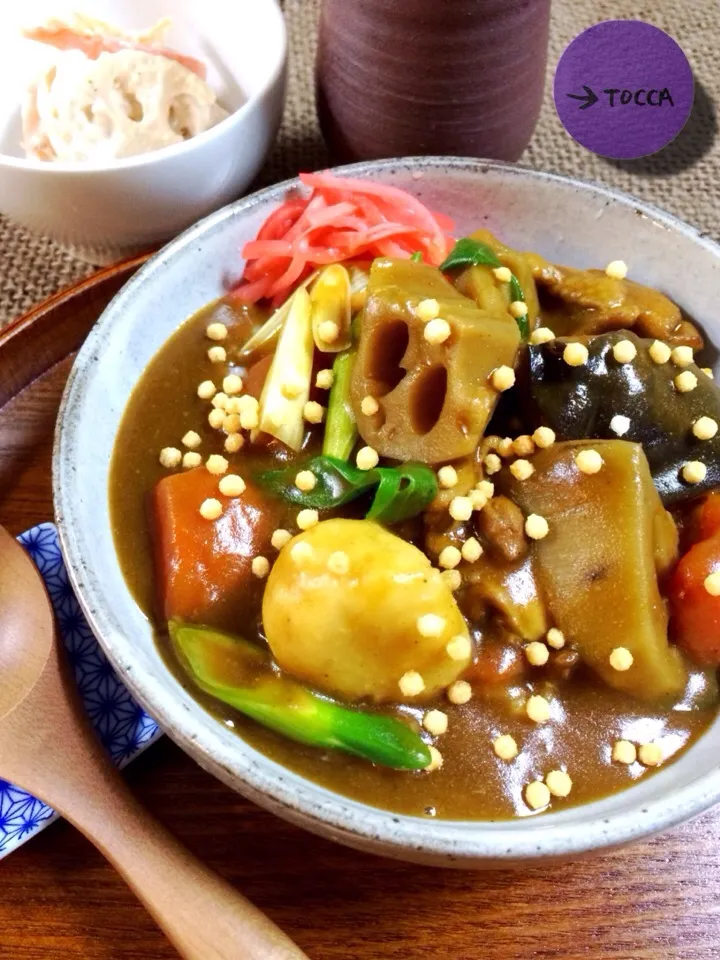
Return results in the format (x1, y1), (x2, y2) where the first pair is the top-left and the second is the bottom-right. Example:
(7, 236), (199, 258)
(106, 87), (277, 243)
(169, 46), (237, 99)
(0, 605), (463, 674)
(566, 85), (599, 110)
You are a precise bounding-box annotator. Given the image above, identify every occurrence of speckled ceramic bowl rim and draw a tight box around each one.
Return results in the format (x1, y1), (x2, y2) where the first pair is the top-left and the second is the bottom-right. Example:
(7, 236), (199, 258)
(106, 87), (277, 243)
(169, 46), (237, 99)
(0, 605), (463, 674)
(54, 157), (720, 865)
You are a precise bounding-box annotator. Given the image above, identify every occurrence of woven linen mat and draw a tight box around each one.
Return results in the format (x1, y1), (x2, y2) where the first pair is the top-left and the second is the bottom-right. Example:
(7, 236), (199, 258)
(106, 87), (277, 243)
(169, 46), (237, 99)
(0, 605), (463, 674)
(1, 0), (718, 327)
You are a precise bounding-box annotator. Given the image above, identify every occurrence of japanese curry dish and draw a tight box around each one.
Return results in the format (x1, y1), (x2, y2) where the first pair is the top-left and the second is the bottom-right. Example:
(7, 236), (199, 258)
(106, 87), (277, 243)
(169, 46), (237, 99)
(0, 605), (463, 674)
(111, 173), (720, 819)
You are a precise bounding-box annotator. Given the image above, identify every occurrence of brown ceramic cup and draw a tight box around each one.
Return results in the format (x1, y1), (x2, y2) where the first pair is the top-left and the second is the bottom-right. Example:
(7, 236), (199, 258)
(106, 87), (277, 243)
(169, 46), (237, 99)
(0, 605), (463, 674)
(317, 0), (551, 163)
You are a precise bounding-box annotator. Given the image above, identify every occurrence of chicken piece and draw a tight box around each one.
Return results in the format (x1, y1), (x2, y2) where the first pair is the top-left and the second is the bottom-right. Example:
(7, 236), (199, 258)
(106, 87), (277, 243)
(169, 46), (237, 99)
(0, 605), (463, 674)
(525, 253), (703, 349)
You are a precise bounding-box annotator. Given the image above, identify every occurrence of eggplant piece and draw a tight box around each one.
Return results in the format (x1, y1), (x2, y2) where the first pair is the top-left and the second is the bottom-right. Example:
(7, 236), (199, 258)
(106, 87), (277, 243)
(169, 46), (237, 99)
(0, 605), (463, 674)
(504, 439), (687, 702)
(351, 258), (520, 463)
(528, 330), (720, 505)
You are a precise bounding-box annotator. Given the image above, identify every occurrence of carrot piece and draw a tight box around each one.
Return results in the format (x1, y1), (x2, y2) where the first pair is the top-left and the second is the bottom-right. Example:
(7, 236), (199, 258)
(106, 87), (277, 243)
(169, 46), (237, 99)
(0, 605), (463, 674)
(151, 467), (283, 625)
(669, 533), (720, 665)
(695, 492), (720, 541)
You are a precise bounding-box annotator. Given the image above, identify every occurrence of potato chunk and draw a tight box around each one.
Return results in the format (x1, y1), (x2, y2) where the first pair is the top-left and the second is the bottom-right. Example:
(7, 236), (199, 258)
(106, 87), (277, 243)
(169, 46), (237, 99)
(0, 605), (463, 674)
(505, 440), (687, 701)
(262, 519), (470, 703)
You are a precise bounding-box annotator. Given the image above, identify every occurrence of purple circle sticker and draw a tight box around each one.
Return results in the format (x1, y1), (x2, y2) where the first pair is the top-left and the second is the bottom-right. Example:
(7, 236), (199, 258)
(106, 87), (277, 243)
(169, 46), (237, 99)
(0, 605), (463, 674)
(554, 20), (694, 160)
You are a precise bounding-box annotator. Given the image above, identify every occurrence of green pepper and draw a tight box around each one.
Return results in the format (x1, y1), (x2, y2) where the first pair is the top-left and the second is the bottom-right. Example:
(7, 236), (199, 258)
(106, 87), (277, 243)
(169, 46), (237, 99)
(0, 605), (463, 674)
(255, 455), (438, 525)
(440, 237), (529, 339)
(170, 621), (431, 770)
(323, 350), (358, 461)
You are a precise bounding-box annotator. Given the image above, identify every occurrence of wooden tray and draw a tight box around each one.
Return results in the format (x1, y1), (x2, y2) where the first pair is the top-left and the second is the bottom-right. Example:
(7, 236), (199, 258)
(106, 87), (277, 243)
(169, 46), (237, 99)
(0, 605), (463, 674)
(1, 269), (719, 960)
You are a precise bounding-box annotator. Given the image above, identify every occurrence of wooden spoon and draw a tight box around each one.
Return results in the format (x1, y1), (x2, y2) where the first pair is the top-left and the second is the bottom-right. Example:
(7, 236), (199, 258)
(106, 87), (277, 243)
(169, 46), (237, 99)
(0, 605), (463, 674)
(0, 526), (308, 960)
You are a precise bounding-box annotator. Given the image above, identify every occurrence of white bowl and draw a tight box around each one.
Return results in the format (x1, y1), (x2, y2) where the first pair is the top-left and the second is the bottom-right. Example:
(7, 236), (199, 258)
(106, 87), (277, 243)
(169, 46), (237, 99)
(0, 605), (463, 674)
(0, 0), (286, 263)
(55, 158), (720, 867)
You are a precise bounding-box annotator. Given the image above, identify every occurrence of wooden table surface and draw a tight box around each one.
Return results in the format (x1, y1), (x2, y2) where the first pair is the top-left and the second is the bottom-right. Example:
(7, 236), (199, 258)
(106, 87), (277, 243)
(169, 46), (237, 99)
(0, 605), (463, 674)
(2, 339), (720, 960)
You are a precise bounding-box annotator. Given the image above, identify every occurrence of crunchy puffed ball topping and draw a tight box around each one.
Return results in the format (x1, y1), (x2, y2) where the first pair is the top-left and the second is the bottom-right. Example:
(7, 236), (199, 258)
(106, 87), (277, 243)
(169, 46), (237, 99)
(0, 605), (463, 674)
(281, 378), (305, 400)
(493, 734), (519, 761)
(671, 345), (694, 368)
(446, 634), (471, 661)
(439, 545), (462, 570)
(491, 365), (516, 392)
(510, 459), (535, 481)
(441, 569), (462, 591)
(417, 614), (447, 638)
(197, 380), (216, 400)
(199, 498), (223, 520)
(225, 433), (244, 454)
(159, 447), (182, 469)
(252, 556), (270, 579)
(484, 453), (502, 475)
(206, 455), (229, 476)
(525, 780), (551, 810)
(563, 342), (589, 367)
(609, 646), (634, 671)
(208, 408), (226, 430)
(182, 431), (202, 450)
(271, 528), (292, 550)
(437, 465), (458, 489)
(297, 508), (319, 530)
(702, 367), (715, 379)
(223, 374), (243, 396)
(295, 470), (317, 492)
(513, 435), (536, 457)
(356, 446), (379, 471)
(223, 414), (241, 435)
(530, 327), (556, 345)
(317, 319), (340, 344)
(693, 416), (718, 440)
(424, 317), (451, 345)
(525, 514), (549, 540)
(183, 451), (202, 469)
(476, 480), (495, 499)
(493, 266), (512, 283)
(612, 740), (637, 765)
(682, 460), (707, 484)
(449, 496), (473, 522)
(575, 449), (604, 475)
(704, 572), (720, 596)
(303, 401), (326, 424)
(532, 426), (556, 449)
(546, 628), (566, 650)
(605, 260), (628, 280)
(399, 670), (425, 697)
(290, 541), (314, 565)
(649, 340), (672, 364)
(212, 392), (229, 410)
(610, 415), (631, 437)
(525, 641), (549, 666)
(509, 300), (528, 319)
(545, 769), (573, 798)
(638, 742), (663, 767)
(315, 368), (334, 390)
(425, 745), (443, 772)
(218, 474), (246, 497)
(675, 371), (698, 393)
(208, 345), (226, 364)
(416, 298), (440, 321)
(526, 694), (551, 723)
(447, 680), (472, 704)
(461, 537), (483, 563)
(360, 395), (380, 416)
(423, 710), (448, 736)
(206, 322), (228, 341)
(497, 437), (515, 458)
(469, 489), (488, 511)
(327, 550), (350, 575)
(612, 339), (637, 364)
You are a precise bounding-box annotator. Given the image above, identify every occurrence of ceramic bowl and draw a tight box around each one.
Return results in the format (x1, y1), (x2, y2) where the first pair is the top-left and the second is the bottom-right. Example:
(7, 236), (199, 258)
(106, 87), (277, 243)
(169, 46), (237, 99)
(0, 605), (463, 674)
(0, 0), (286, 263)
(55, 158), (720, 867)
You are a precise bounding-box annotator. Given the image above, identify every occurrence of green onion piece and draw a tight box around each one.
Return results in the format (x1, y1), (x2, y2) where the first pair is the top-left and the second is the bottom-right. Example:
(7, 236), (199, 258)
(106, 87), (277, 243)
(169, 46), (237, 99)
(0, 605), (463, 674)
(410, 251), (423, 262)
(255, 455), (438, 525)
(440, 237), (529, 340)
(170, 622), (431, 771)
(323, 350), (358, 461)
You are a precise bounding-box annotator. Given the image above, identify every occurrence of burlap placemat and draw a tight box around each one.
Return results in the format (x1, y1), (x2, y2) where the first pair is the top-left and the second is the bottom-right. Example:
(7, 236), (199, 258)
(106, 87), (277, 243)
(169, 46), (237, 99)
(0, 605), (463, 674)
(1, 0), (717, 328)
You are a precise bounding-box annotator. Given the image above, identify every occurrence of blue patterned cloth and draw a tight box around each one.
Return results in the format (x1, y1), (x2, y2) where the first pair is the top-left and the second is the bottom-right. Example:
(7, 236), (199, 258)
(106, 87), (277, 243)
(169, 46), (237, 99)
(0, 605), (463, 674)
(0, 523), (161, 858)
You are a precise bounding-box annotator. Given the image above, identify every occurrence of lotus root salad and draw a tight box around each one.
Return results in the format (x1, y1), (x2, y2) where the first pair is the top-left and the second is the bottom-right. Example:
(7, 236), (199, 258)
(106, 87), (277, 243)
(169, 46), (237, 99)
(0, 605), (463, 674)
(110, 173), (720, 820)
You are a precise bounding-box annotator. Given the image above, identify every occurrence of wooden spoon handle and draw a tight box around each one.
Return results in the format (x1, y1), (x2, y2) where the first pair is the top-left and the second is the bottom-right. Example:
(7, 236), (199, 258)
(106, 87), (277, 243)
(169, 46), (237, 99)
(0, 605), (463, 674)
(1, 645), (308, 960)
